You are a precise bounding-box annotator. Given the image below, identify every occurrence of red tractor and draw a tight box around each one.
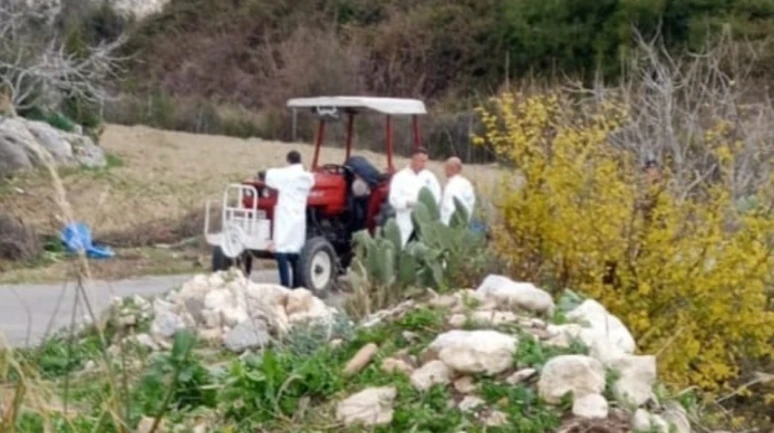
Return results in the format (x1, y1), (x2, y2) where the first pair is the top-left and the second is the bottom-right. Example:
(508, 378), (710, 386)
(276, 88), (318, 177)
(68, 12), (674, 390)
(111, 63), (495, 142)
(203, 96), (427, 296)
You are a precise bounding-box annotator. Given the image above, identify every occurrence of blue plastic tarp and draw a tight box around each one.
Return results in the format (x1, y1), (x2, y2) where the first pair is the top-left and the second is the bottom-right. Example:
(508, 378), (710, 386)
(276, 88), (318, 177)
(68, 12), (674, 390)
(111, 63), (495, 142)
(61, 222), (115, 259)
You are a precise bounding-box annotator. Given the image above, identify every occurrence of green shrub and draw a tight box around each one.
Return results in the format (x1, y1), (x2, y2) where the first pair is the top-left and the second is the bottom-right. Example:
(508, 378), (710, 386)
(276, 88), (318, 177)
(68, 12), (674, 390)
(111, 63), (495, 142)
(19, 107), (77, 132)
(218, 347), (345, 426)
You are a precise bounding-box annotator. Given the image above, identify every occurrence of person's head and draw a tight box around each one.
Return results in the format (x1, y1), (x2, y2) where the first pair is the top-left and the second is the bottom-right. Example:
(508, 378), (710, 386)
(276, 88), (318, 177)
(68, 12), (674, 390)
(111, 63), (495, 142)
(286, 150), (302, 165)
(410, 147), (429, 173)
(643, 159), (660, 184)
(444, 156), (462, 178)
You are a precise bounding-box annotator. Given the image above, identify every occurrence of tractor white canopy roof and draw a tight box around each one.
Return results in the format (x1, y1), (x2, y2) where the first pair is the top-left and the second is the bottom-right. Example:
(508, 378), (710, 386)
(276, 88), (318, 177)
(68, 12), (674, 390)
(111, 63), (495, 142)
(286, 96), (427, 116)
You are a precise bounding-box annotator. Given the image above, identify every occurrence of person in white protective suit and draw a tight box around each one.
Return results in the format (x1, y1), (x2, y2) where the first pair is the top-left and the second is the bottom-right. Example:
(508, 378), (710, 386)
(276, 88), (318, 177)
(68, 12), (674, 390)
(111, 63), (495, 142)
(440, 156), (476, 226)
(388, 147), (441, 248)
(264, 150), (315, 288)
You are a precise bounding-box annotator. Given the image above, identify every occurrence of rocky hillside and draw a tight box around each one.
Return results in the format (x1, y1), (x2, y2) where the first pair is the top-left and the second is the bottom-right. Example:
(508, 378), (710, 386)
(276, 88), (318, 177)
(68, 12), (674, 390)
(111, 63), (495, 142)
(5, 269), (707, 433)
(0, 116), (106, 177)
(32, 0), (774, 162)
(24, 0), (169, 20)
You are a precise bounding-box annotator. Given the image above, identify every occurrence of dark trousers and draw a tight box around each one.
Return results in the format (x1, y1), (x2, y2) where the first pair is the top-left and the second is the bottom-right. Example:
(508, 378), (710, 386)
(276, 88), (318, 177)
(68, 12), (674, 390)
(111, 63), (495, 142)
(276, 253), (299, 288)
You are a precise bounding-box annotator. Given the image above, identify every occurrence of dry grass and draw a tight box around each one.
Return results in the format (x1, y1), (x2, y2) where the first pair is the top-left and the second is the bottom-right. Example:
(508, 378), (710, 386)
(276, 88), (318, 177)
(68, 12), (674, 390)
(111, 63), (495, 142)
(0, 246), (204, 284)
(0, 123), (504, 240)
(0, 214), (41, 261)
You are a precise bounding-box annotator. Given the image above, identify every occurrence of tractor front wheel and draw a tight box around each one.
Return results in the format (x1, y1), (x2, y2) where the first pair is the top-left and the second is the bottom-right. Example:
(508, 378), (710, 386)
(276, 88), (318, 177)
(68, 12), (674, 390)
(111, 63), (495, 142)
(297, 237), (337, 298)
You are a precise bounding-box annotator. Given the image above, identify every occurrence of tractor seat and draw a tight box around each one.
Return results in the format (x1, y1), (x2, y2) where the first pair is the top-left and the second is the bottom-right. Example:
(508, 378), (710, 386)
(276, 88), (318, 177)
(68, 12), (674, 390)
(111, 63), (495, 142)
(344, 155), (383, 188)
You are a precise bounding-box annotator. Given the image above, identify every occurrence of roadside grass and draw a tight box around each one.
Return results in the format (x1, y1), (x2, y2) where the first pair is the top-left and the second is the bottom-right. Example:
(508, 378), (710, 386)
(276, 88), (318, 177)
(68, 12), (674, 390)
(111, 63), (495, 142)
(0, 246), (204, 284)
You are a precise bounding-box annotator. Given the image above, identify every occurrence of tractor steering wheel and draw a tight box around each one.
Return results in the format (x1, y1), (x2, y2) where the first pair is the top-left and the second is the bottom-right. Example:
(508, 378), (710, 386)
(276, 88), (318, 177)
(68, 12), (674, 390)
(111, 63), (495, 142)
(320, 163), (346, 175)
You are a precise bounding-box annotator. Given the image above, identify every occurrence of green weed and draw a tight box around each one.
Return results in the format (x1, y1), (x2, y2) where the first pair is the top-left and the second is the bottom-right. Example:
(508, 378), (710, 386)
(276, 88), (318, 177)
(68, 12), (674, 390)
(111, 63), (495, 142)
(133, 331), (216, 416)
(218, 346), (345, 428)
(477, 380), (562, 433)
(514, 334), (589, 370)
(386, 381), (468, 433)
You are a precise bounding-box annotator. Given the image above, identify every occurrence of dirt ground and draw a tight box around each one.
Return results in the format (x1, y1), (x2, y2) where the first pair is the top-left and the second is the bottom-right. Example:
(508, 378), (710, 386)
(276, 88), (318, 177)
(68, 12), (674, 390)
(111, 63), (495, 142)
(1, 124), (504, 238)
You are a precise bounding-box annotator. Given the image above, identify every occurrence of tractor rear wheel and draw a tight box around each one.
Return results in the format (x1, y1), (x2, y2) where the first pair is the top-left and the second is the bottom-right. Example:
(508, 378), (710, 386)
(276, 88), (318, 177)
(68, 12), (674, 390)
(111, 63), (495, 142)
(211, 246), (233, 272)
(297, 237), (337, 298)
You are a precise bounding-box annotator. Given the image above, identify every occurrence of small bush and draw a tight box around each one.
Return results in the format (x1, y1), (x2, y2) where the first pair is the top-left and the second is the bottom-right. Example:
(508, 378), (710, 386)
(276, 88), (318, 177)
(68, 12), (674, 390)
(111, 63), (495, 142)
(475, 91), (774, 392)
(0, 214), (42, 261)
(18, 107), (77, 132)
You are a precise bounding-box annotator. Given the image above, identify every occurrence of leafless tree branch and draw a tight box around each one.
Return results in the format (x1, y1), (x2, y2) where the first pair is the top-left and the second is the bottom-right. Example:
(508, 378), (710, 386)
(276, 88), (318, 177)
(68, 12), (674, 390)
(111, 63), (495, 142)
(570, 25), (774, 201)
(0, 1), (128, 116)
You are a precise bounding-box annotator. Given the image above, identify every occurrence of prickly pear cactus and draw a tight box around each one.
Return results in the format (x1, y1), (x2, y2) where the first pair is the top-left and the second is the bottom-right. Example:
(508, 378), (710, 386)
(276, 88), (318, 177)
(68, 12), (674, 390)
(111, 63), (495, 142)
(352, 185), (487, 292)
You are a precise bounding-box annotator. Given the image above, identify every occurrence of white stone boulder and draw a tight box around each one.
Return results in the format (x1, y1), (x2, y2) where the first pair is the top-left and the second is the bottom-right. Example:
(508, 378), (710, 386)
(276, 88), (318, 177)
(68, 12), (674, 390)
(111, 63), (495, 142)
(381, 358), (414, 376)
(572, 393), (608, 419)
(428, 330), (518, 375)
(0, 117), (105, 177)
(475, 275), (555, 315)
(410, 360), (452, 391)
(538, 355), (606, 404)
(283, 289), (337, 326)
(336, 387), (397, 426)
(150, 300), (186, 339)
(458, 395), (485, 412)
(506, 368), (537, 385)
(223, 320), (271, 353)
(565, 299), (636, 354)
(632, 409), (670, 433)
(609, 354), (657, 407)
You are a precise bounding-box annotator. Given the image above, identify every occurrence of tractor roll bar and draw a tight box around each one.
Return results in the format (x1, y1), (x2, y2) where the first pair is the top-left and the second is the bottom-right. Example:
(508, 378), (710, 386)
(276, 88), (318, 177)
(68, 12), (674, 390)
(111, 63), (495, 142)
(412, 115), (421, 149)
(310, 114), (421, 172)
(386, 116), (394, 172)
(345, 114), (354, 161)
(312, 120), (325, 169)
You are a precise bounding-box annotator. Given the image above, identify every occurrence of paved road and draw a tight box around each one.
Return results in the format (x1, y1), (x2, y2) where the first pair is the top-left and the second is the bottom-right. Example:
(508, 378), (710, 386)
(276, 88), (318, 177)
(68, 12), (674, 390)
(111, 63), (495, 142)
(0, 271), (279, 348)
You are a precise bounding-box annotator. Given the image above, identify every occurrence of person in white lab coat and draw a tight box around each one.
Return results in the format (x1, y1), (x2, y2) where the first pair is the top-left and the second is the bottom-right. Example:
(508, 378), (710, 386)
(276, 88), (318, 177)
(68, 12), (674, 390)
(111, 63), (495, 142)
(440, 156), (476, 226)
(389, 147), (440, 248)
(264, 150), (315, 288)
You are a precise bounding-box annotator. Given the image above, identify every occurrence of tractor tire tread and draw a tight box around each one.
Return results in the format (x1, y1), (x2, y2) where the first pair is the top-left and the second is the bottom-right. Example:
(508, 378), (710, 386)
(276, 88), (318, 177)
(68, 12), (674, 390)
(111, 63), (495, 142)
(296, 237), (337, 298)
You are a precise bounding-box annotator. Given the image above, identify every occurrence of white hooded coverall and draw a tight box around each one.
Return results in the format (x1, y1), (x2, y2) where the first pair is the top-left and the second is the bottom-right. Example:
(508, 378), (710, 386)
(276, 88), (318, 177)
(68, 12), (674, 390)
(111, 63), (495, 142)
(389, 167), (442, 248)
(440, 174), (476, 226)
(265, 163), (315, 254)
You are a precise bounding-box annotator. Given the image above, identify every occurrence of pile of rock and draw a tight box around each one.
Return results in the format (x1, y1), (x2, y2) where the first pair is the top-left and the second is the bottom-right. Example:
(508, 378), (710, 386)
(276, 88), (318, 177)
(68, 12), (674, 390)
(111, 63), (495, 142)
(112, 269), (341, 353)
(336, 274), (691, 433)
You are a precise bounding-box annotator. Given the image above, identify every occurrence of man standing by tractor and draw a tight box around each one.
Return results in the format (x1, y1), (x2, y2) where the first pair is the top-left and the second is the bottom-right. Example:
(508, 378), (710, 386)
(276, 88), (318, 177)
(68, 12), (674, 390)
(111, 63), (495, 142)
(440, 156), (476, 226)
(264, 150), (315, 288)
(389, 147), (440, 248)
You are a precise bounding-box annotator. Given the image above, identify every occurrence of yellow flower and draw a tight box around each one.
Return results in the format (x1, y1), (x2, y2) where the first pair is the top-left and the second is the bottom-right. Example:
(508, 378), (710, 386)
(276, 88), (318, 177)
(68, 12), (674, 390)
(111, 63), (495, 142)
(473, 92), (774, 394)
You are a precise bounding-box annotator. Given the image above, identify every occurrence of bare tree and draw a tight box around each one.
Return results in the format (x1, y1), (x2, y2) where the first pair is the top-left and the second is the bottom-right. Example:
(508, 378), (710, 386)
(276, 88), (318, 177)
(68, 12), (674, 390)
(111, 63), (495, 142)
(569, 27), (774, 202)
(0, 0), (128, 117)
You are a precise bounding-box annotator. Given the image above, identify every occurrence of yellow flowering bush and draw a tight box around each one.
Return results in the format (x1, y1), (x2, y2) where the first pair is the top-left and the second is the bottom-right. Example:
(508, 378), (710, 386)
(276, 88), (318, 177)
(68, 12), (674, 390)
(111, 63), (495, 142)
(474, 92), (774, 391)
